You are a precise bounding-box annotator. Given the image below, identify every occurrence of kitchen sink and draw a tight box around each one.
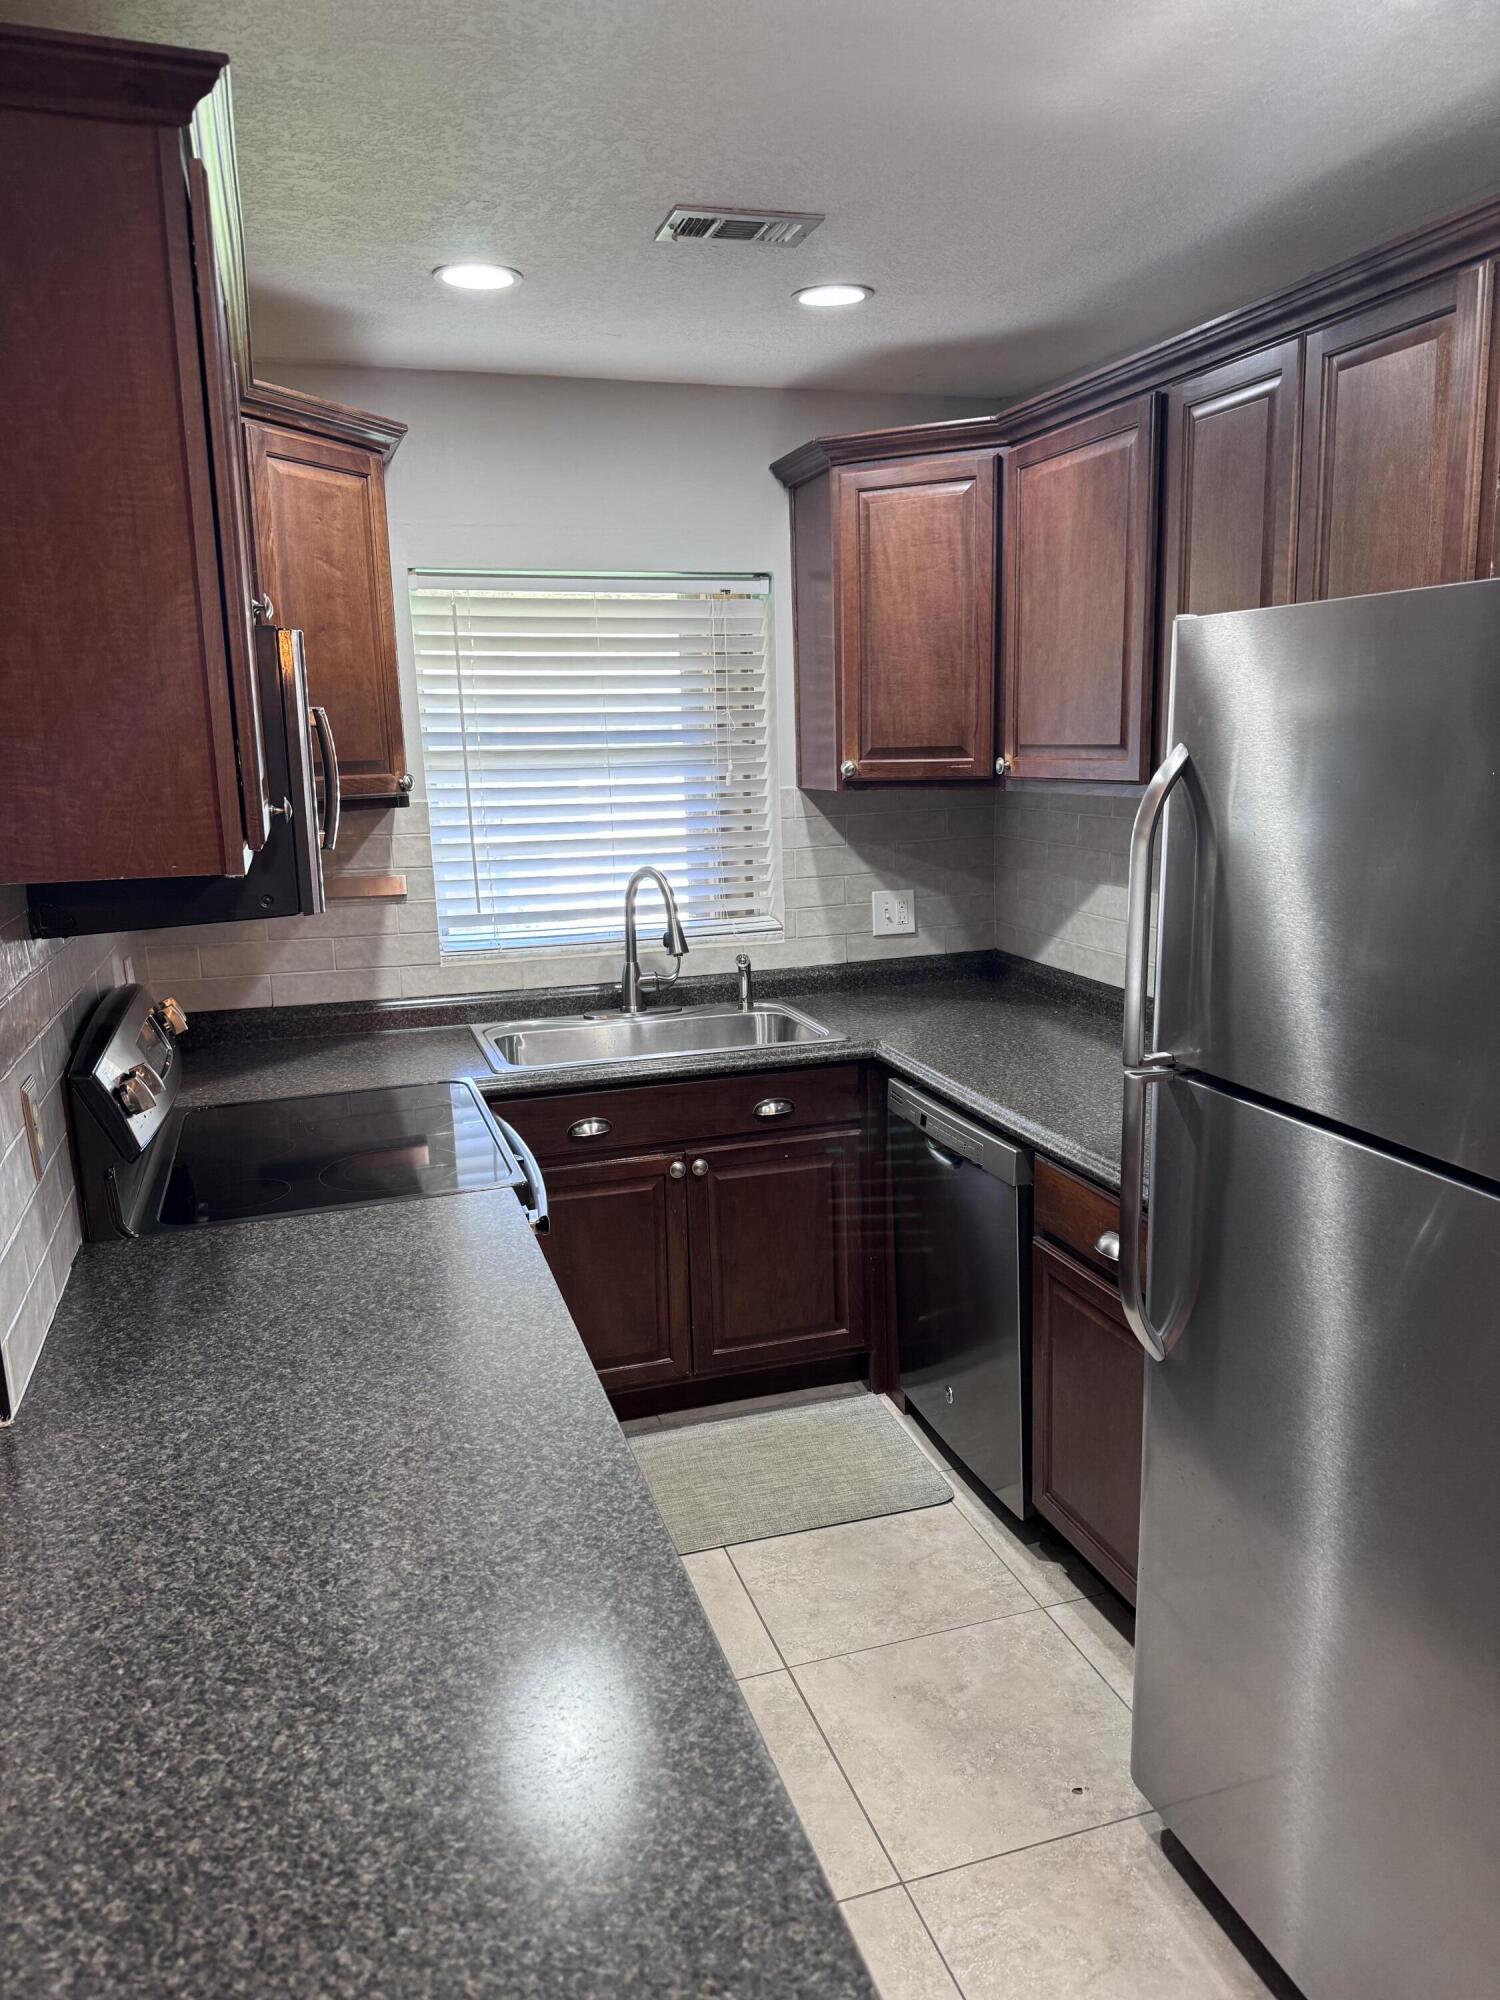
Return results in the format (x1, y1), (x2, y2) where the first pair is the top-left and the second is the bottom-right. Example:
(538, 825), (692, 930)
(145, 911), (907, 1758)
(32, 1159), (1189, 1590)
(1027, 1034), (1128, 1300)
(473, 1001), (841, 1072)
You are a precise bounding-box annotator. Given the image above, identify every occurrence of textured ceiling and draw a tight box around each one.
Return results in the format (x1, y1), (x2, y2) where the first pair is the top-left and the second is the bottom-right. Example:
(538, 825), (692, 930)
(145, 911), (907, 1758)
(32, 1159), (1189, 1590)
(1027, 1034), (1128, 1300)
(10, 0), (1500, 395)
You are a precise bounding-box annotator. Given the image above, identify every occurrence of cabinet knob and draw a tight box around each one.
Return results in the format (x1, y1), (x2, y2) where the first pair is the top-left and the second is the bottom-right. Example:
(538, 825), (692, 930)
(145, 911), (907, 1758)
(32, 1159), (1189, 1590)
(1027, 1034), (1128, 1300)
(668, 1159), (687, 1180)
(839, 759), (857, 780)
(994, 756), (1011, 777)
(1094, 1229), (1121, 1263)
(396, 772), (415, 794)
(690, 1157), (710, 1177)
(753, 1097), (794, 1120)
(568, 1116), (612, 1141)
(251, 593), (276, 625)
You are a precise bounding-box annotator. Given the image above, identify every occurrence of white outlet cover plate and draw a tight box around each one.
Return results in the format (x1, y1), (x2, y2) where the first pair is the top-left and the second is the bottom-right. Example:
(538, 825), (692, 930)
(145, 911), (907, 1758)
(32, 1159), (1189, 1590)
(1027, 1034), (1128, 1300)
(872, 889), (915, 935)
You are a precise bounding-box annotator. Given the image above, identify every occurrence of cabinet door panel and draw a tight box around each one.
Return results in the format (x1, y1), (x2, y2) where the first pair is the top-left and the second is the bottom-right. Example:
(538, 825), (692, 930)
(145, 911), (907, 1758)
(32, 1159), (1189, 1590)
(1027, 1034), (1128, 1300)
(1160, 340), (1300, 679)
(689, 1130), (864, 1374)
(538, 1153), (691, 1391)
(836, 453), (996, 782)
(1297, 268), (1487, 601)
(1, 110), (248, 882)
(1031, 1239), (1143, 1601)
(1002, 397), (1157, 782)
(245, 423), (408, 802)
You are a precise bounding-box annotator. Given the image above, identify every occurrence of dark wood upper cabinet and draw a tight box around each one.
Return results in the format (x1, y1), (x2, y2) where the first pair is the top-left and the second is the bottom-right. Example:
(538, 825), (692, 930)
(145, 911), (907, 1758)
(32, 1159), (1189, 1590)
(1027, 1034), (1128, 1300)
(1159, 340), (1301, 675)
(243, 386), (410, 806)
(688, 1130), (865, 1375)
(792, 453), (997, 788)
(0, 25), (266, 885)
(1001, 396), (1158, 783)
(537, 1151), (691, 1392)
(1297, 268), (1489, 601)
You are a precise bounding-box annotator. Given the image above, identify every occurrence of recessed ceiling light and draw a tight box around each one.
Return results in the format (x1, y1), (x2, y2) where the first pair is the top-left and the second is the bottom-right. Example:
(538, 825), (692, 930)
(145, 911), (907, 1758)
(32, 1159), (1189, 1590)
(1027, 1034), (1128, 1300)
(793, 283), (873, 308)
(433, 263), (523, 291)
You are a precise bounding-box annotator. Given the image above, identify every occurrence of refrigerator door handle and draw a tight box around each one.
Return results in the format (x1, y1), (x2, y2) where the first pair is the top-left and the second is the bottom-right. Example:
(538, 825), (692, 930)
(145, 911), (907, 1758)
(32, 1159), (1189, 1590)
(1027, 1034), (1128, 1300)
(1121, 741), (1194, 1362)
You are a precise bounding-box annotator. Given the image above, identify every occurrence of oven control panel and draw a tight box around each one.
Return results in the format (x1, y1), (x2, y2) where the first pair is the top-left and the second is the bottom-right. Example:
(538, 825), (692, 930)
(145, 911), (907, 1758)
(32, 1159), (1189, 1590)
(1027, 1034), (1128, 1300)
(68, 985), (187, 1164)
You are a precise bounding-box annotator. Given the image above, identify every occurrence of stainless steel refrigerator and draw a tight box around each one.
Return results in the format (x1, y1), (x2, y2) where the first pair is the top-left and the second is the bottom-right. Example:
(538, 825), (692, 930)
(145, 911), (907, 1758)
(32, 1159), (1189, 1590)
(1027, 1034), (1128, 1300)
(1123, 579), (1500, 2000)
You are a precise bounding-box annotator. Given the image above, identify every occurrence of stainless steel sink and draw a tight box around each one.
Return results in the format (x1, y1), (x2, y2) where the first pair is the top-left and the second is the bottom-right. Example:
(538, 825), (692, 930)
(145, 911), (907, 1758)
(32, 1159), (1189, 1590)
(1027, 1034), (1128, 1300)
(473, 1001), (840, 1072)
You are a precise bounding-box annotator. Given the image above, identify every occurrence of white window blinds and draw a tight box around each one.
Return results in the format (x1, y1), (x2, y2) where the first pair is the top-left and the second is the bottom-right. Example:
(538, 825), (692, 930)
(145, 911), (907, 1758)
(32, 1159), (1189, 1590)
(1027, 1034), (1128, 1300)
(410, 575), (776, 954)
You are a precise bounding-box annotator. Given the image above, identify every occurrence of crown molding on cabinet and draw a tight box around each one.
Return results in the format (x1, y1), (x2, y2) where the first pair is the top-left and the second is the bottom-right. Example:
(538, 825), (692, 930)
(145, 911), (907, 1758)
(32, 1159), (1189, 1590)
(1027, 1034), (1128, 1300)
(771, 188), (1500, 486)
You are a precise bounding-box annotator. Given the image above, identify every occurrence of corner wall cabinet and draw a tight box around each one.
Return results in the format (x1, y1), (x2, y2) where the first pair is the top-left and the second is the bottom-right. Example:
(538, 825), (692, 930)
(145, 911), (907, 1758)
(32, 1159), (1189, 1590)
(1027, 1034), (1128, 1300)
(790, 453), (997, 788)
(775, 202), (1500, 792)
(0, 25), (267, 885)
(243, 384), (411, 807)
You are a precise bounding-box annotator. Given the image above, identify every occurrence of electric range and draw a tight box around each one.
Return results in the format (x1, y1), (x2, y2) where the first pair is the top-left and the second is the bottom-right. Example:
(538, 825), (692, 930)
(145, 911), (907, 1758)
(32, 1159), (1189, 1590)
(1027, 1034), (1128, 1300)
(67, 986), (547, 1241)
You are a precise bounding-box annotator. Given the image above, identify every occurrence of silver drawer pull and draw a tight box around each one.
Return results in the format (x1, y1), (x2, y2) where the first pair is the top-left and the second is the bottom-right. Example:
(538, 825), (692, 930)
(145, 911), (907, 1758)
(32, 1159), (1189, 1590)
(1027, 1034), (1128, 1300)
(1094, 1229), (1121, 1263)
(753, 1097), (794, 1120)
(568, 1116), (612, 1141)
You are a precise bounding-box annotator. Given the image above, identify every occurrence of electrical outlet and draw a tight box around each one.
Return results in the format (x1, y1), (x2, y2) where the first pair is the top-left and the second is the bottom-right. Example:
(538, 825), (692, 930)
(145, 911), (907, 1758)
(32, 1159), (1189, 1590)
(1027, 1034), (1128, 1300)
(19, 1074), (46, 1183)
(871, 889), (915, 936)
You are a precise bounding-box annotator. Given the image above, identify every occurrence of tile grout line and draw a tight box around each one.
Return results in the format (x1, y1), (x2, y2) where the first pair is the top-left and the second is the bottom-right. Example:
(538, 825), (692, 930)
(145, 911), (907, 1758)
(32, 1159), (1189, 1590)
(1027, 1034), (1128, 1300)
(1042, 1600), (1133, 1714)
(900, 1805), (1156, 1894)
(776, 1599), (1049, 1673)
(838, 1881), (970, 2000)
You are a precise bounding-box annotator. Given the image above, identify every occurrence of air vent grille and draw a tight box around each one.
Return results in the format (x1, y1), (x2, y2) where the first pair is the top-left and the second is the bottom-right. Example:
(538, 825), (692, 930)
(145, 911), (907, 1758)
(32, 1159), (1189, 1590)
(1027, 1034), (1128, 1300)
(656, 204), (824, 248)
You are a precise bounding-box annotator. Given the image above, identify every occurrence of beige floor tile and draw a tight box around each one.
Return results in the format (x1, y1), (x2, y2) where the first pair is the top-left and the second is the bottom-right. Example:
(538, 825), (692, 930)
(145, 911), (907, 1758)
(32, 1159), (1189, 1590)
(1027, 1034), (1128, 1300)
(1048, 1595), (1134, 1706)
(841, 1886), (961, 2000)
(682, 1549), (781, 1678)
(910, 1815), (1277, 1999)
(881, 1397), (1109, 1609)
(795, 1613), (1145, 1880)
(740, 1670), (898, 1899)
(728, 1507), (1032, 1666)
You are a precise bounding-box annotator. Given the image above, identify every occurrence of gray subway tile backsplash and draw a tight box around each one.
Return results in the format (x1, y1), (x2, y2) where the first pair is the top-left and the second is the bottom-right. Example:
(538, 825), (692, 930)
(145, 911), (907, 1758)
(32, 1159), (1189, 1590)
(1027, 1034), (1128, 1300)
(0, 886), (131, 1418)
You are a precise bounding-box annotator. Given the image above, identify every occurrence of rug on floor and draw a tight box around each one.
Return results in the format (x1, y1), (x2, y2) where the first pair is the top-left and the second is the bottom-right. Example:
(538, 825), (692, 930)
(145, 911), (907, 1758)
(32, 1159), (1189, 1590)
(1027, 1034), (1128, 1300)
(630, 1394), (953, 1553)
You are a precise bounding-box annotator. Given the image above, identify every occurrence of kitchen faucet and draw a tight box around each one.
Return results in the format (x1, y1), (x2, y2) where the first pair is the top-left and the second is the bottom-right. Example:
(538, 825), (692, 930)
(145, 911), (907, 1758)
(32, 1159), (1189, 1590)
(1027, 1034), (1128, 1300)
(620, 867), (689, 1014)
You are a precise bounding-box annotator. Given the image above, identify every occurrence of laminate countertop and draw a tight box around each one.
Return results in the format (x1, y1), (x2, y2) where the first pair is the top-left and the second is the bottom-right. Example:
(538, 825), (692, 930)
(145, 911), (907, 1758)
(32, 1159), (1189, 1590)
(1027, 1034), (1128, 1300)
(0, 1187), (876, 1998)
(180, 958), (1126, 1190)
(1, 956), (1123, 1995)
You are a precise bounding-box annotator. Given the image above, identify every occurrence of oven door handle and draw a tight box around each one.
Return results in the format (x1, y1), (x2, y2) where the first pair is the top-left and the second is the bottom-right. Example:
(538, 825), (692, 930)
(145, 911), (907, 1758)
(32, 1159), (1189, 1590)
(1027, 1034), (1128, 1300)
(504, 1120), (550, 1235)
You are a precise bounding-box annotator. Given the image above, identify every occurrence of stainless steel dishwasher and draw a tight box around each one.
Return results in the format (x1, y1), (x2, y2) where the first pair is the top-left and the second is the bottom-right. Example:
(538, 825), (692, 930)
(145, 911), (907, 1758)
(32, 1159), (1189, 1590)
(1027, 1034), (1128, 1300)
(887, 1079), (1032, 1518)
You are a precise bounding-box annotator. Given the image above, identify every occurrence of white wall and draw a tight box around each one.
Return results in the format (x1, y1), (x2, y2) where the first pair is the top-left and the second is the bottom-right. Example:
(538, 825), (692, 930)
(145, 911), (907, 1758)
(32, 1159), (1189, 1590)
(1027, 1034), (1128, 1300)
(143, 367), (995, 1010)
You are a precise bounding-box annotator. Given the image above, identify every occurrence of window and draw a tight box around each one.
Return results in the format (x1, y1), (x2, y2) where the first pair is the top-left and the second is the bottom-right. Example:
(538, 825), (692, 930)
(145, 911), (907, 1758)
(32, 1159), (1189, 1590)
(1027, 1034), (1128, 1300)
(410, 574), (776, 955)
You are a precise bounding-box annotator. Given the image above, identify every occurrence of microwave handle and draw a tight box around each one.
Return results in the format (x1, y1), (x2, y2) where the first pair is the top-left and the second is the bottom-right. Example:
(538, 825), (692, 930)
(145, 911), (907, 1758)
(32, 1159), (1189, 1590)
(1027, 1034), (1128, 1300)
(309, 705), (341, 852)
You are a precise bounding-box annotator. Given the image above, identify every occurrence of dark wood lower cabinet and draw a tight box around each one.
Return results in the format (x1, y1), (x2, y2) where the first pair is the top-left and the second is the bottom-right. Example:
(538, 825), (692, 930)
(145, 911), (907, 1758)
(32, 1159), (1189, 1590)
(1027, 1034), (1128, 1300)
(688, 1131), (863, 1375)
(1031, 1239), (1144, 1603)
(536, 1152), (691, 1392)
(503, 1070), (870, 1400)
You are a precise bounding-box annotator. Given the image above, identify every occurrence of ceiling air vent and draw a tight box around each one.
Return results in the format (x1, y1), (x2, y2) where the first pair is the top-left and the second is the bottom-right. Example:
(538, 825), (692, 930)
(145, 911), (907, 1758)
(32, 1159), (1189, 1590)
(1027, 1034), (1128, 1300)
(655, 204), (824, 247)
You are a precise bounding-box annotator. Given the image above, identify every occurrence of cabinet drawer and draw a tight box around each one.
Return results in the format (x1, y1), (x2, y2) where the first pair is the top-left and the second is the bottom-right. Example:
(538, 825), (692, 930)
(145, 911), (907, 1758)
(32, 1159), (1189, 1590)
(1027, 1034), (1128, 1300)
(495, 1063), (864, 1162)
(1034, 1157), (1122, 1279)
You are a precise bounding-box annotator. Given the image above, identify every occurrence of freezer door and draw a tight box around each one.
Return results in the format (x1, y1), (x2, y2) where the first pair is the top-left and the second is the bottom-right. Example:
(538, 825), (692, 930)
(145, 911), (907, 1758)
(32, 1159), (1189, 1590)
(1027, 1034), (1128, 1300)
(1156, 578), (1500, 1182)
(1133, 1074), (1500, 2000)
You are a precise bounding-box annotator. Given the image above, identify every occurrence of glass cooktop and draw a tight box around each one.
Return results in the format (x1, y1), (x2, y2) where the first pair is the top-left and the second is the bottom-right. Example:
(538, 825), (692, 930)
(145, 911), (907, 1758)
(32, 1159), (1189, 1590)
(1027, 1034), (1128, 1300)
(152, 1080), (524, 1228)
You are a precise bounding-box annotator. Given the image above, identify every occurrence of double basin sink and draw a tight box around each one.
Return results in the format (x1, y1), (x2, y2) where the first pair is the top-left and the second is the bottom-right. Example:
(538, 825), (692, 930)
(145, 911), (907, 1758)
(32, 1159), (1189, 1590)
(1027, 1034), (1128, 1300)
(475, 1000), (839, 1072)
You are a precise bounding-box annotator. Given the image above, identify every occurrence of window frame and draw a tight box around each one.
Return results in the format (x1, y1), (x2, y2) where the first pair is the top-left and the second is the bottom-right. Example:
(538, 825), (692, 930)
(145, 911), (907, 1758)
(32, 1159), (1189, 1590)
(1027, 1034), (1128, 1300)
(407, 568), (782, 961)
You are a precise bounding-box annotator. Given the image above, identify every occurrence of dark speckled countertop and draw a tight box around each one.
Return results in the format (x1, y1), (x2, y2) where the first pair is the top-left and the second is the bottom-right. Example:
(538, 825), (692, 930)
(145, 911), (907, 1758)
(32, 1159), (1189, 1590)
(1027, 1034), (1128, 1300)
(0, 955), (1122, 1996)
(0, 1190), (876, 1997)
(180, 957), (1125, 1189)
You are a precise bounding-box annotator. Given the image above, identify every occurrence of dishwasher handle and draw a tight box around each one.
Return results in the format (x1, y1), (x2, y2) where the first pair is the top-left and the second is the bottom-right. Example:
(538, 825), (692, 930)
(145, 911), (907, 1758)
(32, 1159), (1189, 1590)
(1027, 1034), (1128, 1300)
(924, 1137), (966, 1171)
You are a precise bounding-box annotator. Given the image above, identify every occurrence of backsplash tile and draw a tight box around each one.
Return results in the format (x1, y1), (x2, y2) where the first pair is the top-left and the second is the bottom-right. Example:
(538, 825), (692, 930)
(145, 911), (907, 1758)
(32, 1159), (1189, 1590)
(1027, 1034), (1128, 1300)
(139, 784), (995, 1010)
(992, 792), (1137, 988)
(0, 886), (130, 1419)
